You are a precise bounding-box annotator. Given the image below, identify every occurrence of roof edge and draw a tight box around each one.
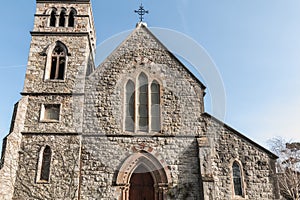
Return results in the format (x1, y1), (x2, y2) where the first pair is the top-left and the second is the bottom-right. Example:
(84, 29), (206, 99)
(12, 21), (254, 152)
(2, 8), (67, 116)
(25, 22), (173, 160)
(138, 25), (206, 90)
(202, 112), (278, 159)
(37, 0), (90, 3)
(89, 24), (206, 90)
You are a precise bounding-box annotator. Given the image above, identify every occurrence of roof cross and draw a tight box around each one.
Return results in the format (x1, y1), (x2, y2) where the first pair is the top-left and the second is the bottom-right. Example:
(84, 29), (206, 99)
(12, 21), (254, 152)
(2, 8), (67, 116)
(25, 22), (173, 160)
(134, 4), (149, 22)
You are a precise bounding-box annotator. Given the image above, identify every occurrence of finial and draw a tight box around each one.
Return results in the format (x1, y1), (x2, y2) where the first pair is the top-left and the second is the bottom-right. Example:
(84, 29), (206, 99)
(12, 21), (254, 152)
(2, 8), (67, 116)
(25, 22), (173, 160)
(134, 3), (149, 22)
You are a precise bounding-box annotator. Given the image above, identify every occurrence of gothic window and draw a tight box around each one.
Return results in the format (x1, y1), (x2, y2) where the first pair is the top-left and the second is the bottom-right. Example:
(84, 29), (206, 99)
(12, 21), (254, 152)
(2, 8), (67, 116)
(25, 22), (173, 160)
(49, 10), (56, 27)
(49, 43), (67, 80)
(233, 161), (244, 196)
(59, 10), (66, 27)
(38, 146), (51, 182)
(125, 80), (135, 132)
(138, 73), (149, 132)
(68, 9), (76, 27)
(151, 81), (161, 132)
(41, 104), (60, 122)
(124, 73), (161, 133)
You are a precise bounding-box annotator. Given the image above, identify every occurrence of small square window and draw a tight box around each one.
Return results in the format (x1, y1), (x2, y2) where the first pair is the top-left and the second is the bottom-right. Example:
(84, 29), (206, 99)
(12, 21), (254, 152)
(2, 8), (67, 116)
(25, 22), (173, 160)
(41, 104), (60, 122)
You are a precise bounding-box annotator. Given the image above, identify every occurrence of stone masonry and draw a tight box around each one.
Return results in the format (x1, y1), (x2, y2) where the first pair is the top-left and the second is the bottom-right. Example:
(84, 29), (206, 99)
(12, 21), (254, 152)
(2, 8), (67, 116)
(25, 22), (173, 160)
(0, 0), (281, 200)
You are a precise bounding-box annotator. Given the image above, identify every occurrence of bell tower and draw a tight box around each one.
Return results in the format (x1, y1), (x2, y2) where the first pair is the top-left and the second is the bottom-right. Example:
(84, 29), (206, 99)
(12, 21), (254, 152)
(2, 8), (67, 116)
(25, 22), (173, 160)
(21, 0), (97, 134)
(24, 0), (96, 94)
(0, 0), (96, 199)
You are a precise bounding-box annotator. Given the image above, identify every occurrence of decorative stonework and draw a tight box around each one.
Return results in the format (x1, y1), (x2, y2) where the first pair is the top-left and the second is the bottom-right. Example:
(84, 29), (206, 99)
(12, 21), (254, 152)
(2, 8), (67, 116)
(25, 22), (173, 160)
(116, 147), (171, 200)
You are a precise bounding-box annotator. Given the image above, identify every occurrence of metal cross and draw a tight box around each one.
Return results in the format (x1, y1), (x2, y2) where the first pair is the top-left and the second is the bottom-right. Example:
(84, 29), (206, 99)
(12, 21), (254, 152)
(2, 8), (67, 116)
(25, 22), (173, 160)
(134, 4), (149, 22)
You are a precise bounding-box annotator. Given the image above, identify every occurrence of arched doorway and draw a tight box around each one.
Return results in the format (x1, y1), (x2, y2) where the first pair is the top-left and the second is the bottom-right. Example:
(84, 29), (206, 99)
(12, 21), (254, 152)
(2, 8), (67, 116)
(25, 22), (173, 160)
(129, 165), (155, 200)
(116, 150), (172, 200)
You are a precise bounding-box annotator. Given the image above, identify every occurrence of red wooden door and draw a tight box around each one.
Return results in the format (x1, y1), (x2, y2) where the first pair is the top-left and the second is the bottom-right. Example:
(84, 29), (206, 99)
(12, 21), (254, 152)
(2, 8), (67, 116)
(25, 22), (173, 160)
(129, 166), (155, 200)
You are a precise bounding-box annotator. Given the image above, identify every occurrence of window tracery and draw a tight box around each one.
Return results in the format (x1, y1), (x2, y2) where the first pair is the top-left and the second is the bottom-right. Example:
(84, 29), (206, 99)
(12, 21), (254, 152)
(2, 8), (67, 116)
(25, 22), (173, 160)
(125, 73), (161, 133)
(46, 42), (68, 81)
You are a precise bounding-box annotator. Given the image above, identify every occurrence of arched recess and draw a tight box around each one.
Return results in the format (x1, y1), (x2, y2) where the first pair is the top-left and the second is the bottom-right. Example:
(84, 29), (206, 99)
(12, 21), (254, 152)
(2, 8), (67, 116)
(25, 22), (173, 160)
(137, 73), (149, 132)
(59, 8), (67, 27)
(116, 150), (171, 200)
(36, 145), (52, 183)
(125, 80), (135, 132)
(230, 159), (246, 198)
(68, 8), (77, 27)
(44, 41), (69, 81)
(48, 8), (57, 27)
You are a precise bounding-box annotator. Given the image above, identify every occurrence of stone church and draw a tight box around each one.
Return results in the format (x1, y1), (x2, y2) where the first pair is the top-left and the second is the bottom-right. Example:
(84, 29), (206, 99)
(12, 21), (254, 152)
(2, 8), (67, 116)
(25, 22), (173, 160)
(0, 0), (281, 199)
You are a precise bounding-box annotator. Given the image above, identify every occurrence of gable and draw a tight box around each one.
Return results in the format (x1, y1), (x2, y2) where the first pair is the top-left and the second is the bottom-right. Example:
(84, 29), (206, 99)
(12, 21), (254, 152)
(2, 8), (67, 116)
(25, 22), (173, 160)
(83, 23), (206, 135)
(89, 23), (206, 90)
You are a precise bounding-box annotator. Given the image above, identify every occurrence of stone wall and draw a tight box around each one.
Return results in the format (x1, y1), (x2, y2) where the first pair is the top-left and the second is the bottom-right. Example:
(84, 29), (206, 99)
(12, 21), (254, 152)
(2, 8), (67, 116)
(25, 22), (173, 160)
(12, 135), (81, 200)
(79, 24), (280, 200)
(23, 95), (83, 134)
(0, 97), (28, 200)
(23, 35), (90, 94)
(80, 136), (201, 200)
(78, 24), (207, 199)
(200, 114), (280, 200)
(33, 1), (96, 47)
(23, 0), (96, 95)
(83, 24), (205, 136)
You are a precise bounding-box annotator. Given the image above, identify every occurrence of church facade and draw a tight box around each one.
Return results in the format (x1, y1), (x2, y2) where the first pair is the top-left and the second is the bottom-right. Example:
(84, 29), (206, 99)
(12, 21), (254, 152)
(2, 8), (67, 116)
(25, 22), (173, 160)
(0, 0), (281, 199)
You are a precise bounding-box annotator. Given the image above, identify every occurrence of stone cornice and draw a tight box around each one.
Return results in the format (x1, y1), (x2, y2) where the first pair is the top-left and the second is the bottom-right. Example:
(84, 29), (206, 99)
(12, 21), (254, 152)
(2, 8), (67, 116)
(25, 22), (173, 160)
(21, 132), (200, 138)
(34, 14), (89, 17)
(22, 132), (81, 136)
(21, 92), (85, 96)
(83, 134), (199, 138)
(30, 31), (95, 53)
(30, 31), (90, 36)
(36, 0), (90, 3)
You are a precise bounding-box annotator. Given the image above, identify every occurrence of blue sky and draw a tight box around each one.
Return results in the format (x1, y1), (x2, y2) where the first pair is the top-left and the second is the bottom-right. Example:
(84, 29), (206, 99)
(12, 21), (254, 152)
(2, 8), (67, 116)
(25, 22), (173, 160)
(0, 0), (300, 150)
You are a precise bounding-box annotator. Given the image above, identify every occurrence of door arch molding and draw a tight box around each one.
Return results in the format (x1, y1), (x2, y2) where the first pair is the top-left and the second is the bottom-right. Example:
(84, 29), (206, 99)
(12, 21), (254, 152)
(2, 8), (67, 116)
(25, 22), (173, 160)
(116, 150), (171, 200)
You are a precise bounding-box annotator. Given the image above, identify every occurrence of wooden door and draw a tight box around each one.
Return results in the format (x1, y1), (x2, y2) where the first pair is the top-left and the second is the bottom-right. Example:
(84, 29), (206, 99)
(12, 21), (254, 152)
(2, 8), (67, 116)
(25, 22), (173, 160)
(129, 166), (155, 200)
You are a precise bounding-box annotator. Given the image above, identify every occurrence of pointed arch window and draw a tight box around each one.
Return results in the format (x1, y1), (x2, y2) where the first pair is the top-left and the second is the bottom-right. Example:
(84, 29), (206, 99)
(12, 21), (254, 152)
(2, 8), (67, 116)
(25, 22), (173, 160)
(68, 10), (76, 27)
(124, 73), (161, 133)
(49, 10), (56, 27)
(59, 10), (66, 27)
(38, 146), (52, 183)
(151, 81), (161, 132)
(138, 73), (149, 132)
(233, 161), (244, 196)
(49, 43), (67, 80)
(125, 80), (135, 132)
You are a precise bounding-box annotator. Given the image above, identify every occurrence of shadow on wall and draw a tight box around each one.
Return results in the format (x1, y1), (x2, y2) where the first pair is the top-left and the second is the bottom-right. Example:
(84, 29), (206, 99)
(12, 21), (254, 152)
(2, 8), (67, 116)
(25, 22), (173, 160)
(167, 139), (204, 200)
(0, 137), (7, 169)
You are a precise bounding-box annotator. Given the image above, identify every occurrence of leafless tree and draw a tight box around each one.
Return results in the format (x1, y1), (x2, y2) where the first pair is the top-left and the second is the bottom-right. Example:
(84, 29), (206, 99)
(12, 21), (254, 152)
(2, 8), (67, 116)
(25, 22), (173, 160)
(268, 137), (300, 200)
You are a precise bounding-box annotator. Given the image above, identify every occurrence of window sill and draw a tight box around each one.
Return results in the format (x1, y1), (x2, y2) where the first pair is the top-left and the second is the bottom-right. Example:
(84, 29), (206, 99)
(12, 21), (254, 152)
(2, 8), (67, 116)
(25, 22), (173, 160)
(36, 180), (50, 184)
(40, 119), (60, 123)
(123, 130), (162, 135)
(44, 79), (66, 83)
(233, 195), (247, 200)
